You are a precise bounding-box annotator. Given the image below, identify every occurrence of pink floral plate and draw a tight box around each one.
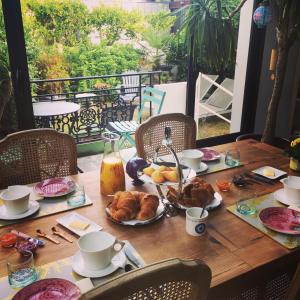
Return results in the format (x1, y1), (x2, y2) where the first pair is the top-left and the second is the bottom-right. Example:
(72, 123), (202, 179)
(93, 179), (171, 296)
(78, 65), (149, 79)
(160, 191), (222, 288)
(259, 207), (300, 235)
(34, 178), (76, 198)
(199, 148), (221, 162)
(12, 278), (81, 300)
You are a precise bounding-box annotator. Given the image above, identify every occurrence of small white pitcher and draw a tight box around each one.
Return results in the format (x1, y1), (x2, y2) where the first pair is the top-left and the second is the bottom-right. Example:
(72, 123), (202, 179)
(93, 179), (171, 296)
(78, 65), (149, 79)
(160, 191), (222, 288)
(280, 176), (300, 205)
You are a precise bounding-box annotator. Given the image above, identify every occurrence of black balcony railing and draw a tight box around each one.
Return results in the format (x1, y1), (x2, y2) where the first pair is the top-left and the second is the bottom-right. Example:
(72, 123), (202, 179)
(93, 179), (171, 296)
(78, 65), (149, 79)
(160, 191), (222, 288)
(30, 71), (161, 144)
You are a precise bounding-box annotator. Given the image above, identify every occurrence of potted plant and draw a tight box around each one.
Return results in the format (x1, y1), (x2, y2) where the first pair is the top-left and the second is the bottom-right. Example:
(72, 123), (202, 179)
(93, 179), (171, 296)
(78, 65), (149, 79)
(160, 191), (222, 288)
(287, 137), (300, 171)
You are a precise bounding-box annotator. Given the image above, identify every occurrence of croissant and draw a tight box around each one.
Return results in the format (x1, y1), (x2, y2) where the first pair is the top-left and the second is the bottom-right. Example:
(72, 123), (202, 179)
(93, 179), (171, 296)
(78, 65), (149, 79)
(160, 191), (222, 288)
(110, 191), (139, 221)
(136, 194), (159, 221)
(110, 191), (159, 222)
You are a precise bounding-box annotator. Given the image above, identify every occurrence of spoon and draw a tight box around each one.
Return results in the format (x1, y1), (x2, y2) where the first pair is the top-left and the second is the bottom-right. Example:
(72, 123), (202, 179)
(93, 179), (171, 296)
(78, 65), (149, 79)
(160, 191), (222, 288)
(51, 227), (73, 243)
(36, 229), (60, 244)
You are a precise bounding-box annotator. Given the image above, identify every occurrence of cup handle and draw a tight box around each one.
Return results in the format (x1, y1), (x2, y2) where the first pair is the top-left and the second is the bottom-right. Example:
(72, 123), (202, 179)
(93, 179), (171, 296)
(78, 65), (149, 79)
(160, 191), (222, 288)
(112, 240), (125, 256)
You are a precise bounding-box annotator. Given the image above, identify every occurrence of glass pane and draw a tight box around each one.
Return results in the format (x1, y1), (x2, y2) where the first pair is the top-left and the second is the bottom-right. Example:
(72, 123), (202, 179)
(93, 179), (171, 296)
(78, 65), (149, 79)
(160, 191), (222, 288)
(20, 1), (252, 149)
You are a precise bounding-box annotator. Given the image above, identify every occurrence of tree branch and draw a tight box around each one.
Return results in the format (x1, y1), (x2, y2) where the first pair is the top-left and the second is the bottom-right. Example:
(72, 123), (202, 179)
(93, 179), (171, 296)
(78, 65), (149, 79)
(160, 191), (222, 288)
(228, 0), (248, 19)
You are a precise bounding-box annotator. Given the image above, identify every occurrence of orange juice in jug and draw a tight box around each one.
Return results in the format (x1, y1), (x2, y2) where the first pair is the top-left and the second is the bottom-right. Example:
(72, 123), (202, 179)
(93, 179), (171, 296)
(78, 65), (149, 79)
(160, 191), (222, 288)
(100, 132), (125, 196)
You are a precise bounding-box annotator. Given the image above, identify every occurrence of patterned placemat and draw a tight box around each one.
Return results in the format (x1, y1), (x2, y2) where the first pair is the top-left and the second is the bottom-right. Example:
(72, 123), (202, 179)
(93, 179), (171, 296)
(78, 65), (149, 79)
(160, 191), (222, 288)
(0, 241), (145, 299)
(227, 193), (300, 249)
(0, 184), (92, 228)
(200, 154), (243, 175)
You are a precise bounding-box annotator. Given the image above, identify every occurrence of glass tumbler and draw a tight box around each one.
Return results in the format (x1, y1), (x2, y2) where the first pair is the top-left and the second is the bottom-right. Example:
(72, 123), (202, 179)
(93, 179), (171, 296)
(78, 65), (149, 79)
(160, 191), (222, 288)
(225, 149), (240, 167)
(236, 190), (257, 216)
(67, 184), (86, 207)
(7, 251), (38, 288)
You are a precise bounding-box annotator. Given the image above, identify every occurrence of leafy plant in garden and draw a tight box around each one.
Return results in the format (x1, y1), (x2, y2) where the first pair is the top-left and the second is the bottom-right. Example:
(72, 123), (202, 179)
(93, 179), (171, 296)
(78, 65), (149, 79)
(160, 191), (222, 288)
(177, 0), (239, 78)
(90, 7), (143, 46)
(165, 32), (188, 81)
(64, 43), (142, 90)
(36, 49), (70, 94)
(142, 12), (176, 71)
(26, 0), (91, 46)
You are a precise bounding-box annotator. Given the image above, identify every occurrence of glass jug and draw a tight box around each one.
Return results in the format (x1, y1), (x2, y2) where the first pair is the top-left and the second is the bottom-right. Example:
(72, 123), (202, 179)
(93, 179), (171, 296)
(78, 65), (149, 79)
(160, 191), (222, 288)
(100, 132), (125, 195)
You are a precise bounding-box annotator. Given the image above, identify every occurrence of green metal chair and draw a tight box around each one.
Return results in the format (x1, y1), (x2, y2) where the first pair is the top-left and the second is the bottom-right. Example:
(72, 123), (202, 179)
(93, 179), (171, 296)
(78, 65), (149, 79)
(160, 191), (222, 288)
(108, 86), (166, 148)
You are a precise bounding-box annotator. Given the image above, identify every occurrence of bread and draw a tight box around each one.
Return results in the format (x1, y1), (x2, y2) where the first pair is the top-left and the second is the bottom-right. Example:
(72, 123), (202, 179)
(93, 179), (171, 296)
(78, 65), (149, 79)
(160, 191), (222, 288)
(137, 194), (159, 220)
(110, 191), (139, 221)
(167, 178), (215, 208)
(109, 191), (159, 222)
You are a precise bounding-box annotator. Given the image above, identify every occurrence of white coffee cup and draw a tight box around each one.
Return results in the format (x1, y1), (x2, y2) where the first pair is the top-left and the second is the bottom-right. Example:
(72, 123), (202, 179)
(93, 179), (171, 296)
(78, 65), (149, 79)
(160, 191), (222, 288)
(0, 185), (30, 215)
(78, 231), (124, 270)
(181, 149), (203, 171)
(186, 207), (208, 236)
(280, 176), (300, 205)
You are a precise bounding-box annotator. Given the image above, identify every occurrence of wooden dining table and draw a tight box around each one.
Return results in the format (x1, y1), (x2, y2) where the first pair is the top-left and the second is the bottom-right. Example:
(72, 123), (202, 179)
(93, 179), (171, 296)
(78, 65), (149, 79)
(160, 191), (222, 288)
(0, 139), (299, 299)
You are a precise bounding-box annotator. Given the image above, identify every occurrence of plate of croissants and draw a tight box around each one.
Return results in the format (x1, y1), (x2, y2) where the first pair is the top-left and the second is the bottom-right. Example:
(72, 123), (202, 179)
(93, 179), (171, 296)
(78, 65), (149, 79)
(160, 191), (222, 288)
(106, 191), (164, 226)
(139, 163), (195, 185)
(166, 177), (222, 211)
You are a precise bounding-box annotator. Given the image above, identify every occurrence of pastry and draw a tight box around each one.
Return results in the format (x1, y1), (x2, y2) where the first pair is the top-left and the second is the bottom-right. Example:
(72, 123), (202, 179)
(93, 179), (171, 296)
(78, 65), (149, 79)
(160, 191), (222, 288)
(109, 191), (159, 222)
(151, 170), (165, 184)
(110, 191), (139, 221)
(167, 178), (215, 208)
(136, 194), (159, 221)
(161, 170), (178, 182)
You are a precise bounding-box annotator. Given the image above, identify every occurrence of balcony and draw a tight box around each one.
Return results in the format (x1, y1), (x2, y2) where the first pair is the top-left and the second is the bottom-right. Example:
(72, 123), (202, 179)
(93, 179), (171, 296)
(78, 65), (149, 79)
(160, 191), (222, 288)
(31, 71), (162, 144)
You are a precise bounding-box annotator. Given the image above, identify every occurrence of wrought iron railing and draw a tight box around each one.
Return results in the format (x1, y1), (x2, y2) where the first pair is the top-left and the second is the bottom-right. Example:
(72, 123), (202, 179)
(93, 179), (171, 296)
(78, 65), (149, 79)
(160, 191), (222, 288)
(31, 71), (161, 144)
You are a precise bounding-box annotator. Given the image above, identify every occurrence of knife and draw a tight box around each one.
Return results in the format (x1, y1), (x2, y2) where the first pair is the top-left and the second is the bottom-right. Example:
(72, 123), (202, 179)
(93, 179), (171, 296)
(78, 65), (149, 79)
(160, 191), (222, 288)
(245, 173), (275, 185)
(123, 243), (144, 268)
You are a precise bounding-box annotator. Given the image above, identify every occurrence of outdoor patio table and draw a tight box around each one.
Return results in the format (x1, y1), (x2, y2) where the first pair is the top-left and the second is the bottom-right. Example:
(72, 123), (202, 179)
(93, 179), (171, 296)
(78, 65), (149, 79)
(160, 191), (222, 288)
(33, 101), (80, 134)
(0, 139), (298, 299)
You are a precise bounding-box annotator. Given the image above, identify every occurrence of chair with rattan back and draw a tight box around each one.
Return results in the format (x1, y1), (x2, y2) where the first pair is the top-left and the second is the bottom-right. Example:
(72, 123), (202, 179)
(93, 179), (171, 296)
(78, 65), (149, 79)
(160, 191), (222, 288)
(0, 128), (78, 189)
(135, 113), (196, 161)
(79, 258), (212, 300)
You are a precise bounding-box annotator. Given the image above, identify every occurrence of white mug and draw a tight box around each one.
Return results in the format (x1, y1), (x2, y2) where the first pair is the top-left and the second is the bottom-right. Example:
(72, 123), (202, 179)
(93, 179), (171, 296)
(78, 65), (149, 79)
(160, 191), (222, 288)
(280, 176), (300, 205)
(181, 149), (203, 171)
(186, 207), (208, 236)
(78, 231), (124, 270)
(0, 185), (30, 215)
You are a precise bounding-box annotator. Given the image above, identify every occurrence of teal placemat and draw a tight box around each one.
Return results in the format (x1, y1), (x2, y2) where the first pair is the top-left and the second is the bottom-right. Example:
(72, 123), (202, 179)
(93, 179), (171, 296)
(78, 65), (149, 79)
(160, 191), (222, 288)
(227, 193), (300, 249)
(0, 184), (92, 228)
(0, 241), (144, 300)
(200, 154), (243, 175)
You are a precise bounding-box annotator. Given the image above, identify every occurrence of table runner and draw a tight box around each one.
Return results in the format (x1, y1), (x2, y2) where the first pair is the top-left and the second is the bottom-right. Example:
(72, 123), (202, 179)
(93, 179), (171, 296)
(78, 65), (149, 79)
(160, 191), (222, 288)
(199, 154), (243, 175)
(227, 192), (300, 249)
(160, 153), (243, 175)
(0, 241), (145, 299)
(0, 184), (92, 228)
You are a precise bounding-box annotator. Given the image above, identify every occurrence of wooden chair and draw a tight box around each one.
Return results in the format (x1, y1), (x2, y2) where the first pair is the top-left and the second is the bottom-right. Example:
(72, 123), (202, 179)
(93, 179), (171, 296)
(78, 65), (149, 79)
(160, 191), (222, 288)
(135, 113), (196, 161)
(79, 258), (212, 300)
(236, 133), (289, 150)
(0, 128), (78, 189)
(285, 260), (300, 300)
(108, 87), (166, 148)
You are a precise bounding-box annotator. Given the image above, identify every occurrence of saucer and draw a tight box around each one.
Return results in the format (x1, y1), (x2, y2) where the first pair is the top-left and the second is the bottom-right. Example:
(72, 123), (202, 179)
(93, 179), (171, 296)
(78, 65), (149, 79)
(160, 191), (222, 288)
(273, 189), (300, 207)
(0, 201), (40, 220)
(195, 162), (208, 173)
(72, 250), (126, 278)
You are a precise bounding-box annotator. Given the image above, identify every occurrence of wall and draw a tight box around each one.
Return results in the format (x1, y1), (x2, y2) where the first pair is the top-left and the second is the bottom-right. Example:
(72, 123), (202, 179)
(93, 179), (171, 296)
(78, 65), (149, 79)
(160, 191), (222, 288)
(154, 82), (187, 115)
(254, 22), (300, 138)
